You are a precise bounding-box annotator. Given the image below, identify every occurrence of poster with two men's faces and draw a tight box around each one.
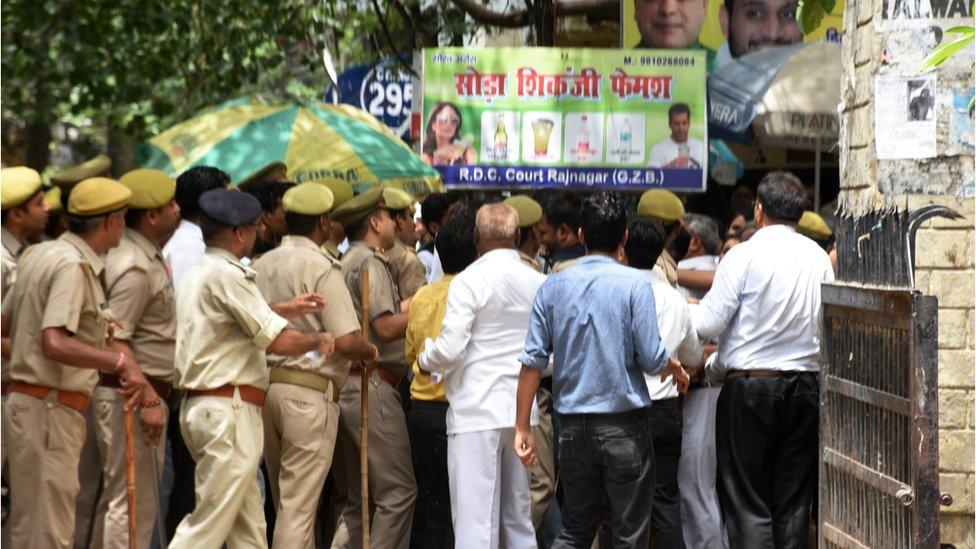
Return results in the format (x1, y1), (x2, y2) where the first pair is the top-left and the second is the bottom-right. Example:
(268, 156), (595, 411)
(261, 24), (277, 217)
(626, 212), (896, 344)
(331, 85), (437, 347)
(622, 0), (844, 70)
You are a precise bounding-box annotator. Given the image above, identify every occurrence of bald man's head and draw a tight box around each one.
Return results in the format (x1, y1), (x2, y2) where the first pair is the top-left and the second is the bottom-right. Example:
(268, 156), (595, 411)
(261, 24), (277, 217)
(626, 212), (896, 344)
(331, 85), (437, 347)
(474, 202), (519, 254)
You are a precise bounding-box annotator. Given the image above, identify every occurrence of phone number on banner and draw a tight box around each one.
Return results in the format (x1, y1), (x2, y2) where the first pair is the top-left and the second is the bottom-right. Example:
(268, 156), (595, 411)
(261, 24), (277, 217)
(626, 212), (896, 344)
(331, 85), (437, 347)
(437, 165), (704, 191)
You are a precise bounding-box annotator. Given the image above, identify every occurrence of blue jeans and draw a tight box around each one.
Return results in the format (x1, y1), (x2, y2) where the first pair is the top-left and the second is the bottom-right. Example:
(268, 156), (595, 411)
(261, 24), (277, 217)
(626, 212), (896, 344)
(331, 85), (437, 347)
(554, 407), (655, 549)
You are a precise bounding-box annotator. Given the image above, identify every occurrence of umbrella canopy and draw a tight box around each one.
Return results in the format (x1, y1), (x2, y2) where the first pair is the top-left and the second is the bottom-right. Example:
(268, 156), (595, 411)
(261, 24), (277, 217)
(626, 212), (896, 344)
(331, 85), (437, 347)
(140, 101), (441, 196)
(708, 41), (841, 151)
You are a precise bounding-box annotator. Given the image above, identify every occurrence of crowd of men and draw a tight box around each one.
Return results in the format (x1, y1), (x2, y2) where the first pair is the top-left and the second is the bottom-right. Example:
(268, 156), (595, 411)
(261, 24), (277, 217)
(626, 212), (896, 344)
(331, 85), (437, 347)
(0, 156), (837, 549)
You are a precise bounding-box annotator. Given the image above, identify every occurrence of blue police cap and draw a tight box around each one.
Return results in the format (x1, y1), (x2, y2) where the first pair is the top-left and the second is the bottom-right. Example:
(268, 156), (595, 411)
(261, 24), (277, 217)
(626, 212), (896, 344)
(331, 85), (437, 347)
(199, 188), (262, 227)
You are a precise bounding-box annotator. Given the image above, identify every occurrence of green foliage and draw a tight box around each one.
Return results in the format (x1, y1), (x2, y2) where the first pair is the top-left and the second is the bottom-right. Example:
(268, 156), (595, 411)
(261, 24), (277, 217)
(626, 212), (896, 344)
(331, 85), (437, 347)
(795, 0), (838, 35)
(919, 24), (975, 111)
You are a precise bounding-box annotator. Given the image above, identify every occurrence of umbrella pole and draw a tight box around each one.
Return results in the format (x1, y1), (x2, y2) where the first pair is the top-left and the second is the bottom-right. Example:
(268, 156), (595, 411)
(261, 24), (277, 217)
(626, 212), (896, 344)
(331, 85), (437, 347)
(814, 137), (822, 211)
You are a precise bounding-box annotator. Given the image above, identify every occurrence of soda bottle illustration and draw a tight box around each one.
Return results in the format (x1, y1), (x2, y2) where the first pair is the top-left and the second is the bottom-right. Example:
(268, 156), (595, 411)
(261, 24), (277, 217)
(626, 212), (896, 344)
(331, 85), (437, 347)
(493, 115), (508, 160)
(576, 115), (591, 162)
(620, 118), (632, 152)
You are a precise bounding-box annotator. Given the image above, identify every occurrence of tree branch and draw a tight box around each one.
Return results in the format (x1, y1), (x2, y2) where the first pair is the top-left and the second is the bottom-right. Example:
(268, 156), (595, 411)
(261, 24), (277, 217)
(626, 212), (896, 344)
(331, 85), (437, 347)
(448, 0), (619, 27)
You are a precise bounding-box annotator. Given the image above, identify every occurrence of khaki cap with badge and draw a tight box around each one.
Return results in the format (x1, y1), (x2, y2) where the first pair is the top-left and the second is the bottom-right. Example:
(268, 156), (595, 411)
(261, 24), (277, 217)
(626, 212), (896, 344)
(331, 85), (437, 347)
(67, 177), (132, 216)
(119, 169), (177, 209)
(332, 185), (414, 229)
(637, 189), (685, 224)
(503, 195), (542, 228)
(51, 155), (112, 188)
(1, 167), (43, 210)
(237, 161), (288, 190)
(283, 183), (335, 215)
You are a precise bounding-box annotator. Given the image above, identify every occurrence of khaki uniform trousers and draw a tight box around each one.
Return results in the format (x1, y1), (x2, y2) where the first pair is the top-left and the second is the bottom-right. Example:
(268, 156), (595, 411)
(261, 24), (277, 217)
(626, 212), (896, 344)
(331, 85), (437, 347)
(91, 386), (167, 549)
(263, 382), (340, 549)
(331, 372), (417, 549)
(3, 391), (88, 549)
(529, 388), (557, 529)
(169, 391), (266, 549)
(75, 404), (104, 549)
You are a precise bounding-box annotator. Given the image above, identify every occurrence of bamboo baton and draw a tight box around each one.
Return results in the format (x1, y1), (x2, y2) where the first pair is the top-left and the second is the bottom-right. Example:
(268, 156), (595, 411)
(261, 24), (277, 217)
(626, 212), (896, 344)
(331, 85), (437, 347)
(359, 268), (371, 548)
(124, 407), (138, 549)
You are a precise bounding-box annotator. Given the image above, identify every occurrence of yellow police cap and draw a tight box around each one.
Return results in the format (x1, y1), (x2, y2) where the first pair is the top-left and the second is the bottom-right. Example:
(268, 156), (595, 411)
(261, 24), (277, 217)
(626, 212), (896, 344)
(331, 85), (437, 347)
(51, 155), (112, 188)
(797, 211), (832, 241)
(1, 167), (43, 210)
(332, 185), (412, 229)
(237, 161), (287, 189)
(68, 177), (132, 216)
(283, 183), (335, 215)
(119, 169), (176, 210)
(637, 189), (684, 224)
(44, 187), (63, 214)
(503, 195), (542, 228)
(383, 187), (415, 211)
(317, 180), (354, 208)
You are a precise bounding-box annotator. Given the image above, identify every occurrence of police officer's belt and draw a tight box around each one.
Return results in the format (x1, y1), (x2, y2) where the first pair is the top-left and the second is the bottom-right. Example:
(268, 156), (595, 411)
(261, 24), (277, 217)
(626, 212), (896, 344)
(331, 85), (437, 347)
(186, 384), (266, 407)
(99, 373), (172, 399)
(8, 381), (90, 413)
(349, 364), (401, 388)
(269, 368), (339, 402)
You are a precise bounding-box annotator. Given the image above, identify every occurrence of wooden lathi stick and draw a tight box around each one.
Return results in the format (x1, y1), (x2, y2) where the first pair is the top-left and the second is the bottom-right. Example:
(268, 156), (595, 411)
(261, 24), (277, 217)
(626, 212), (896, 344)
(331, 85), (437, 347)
(359, 269), (371, 548)
(124, 407), (138, 549)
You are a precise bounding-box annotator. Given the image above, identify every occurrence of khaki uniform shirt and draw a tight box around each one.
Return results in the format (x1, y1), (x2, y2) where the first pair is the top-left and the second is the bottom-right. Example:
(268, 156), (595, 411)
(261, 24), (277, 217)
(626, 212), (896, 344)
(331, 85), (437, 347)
(654, 250), (679, 288)
(1, 227), (23, 299)
(341, 242), (405, 375)
(550, 256), (580, 274)
(321, 241), (343, 263)
(387, 240), (426, 299)
(173, 247), (288, 391)
(2, 232), (108, 396)
(104, 229), (176, 382)
(518, 250), (542, 272)
(253, 236), (361, 386)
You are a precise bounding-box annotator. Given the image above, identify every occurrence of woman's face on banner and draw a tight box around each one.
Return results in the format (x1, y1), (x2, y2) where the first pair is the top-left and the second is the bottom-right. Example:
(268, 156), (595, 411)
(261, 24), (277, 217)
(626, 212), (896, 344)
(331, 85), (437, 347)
(432, 106), (461, 142)
(722, 0), (803, 57)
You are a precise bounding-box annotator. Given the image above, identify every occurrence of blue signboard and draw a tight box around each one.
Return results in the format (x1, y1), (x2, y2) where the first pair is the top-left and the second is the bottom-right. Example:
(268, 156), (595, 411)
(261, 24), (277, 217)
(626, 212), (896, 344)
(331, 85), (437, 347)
(325, 56), (413, 141)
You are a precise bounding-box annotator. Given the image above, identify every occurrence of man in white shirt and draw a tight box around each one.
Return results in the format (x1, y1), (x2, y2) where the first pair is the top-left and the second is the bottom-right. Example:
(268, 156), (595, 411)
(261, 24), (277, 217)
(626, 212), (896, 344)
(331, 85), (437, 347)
(623, 217), (704, 549)
(648, 103), (704, 170)
(676, 213), (721, 300)
(419, 202), (545, 548)
(162, 166), (230, 294)
(692, 171), (834, 549)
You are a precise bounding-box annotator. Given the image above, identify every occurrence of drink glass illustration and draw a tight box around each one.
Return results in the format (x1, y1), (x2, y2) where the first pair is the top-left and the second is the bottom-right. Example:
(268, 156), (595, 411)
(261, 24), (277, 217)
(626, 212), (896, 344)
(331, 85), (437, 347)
(532, 119), (554, 158)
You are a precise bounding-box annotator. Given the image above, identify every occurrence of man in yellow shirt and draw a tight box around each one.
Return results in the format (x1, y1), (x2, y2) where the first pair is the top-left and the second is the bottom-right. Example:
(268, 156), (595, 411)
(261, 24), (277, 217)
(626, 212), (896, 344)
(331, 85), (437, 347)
(405, 213), (478, 548)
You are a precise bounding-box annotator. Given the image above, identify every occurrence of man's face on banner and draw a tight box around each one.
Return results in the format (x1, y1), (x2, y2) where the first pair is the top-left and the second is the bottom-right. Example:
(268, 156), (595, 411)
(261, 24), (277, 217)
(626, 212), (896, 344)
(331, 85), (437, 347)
(635, 0), (708, 49)
(721, 0), (803, 57)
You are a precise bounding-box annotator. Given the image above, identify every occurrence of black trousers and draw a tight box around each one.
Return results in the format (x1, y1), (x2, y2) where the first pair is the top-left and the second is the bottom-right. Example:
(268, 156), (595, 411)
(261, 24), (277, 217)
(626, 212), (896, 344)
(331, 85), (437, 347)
(649, 398), (684, 549)
(715, 372), (819, 549)
(407, 400), (454, 549)
(554, 408), (655, 549)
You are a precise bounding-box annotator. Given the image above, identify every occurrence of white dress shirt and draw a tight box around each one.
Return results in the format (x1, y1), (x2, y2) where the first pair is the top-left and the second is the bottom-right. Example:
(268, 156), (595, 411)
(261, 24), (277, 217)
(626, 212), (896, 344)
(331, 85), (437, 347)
(692, 224), (835, 372)
(677, 254), (718, 300)
(418, 246), (443, 283)
(162, 219), (205, 297)
(641, 271), (704, 401)
(418, 248), (545, 435)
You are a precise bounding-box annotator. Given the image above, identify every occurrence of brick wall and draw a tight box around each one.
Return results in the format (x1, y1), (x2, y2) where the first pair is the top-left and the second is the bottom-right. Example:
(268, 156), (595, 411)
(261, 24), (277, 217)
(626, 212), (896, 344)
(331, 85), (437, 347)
(841, 0), (975, 543)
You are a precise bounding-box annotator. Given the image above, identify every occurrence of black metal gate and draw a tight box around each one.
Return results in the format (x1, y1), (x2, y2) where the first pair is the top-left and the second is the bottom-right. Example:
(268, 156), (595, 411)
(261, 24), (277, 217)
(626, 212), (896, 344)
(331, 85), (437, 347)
(819, 206), (955, 548)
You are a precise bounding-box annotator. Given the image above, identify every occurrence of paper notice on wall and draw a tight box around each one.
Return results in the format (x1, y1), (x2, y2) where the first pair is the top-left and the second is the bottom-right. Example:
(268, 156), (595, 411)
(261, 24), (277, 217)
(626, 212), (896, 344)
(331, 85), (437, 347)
(874, 74), (937, 159)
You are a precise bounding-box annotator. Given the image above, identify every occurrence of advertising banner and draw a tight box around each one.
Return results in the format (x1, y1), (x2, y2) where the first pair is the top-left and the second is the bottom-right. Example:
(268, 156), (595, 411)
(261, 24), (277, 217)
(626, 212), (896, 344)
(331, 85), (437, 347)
(422, 47), (707, 191)
(324, 55), (413, 141)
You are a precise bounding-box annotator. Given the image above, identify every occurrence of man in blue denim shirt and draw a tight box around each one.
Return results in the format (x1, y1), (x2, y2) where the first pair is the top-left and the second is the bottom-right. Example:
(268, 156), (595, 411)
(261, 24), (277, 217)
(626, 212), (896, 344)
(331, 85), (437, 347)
(514, 191), (689, 548)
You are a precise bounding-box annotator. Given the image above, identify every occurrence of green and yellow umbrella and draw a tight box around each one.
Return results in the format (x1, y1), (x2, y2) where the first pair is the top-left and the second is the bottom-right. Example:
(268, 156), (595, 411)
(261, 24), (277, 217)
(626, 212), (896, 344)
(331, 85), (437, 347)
(139, 101), (441, 195)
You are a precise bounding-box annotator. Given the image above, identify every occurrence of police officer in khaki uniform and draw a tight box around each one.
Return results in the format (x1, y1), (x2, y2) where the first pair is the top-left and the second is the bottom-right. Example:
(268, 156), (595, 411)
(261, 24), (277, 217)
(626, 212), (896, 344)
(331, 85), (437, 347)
(503, 195), (544, 272)
(43, 186), (66, 240)
(92, 169), (181, 549)
(253, 183), (380, 548)
(385, 188), (427, 299)
(503, 194), (558, 530)
(638, 189), (685, 288)
(50, 154), (115, 548)
(330, 185), (417, 549)
(1, 177), (149, 549)
(169, 188), (336, 548)
(317, 180), (355, 262)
